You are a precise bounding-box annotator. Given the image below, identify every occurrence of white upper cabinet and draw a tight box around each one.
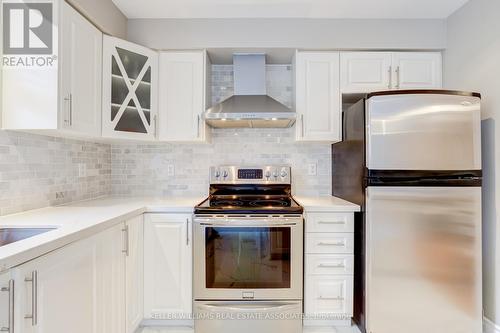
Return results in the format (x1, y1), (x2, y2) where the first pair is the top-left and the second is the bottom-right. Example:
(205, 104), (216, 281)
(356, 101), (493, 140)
(2, 1), (102, 137)
(340, 52), (442, 92)
(102, 36), (158, 140)
(144, 214), (192, 320)
(392, 52), (442, 89)
(340, 52), (393, 93)
(60, 1), (102, 136)
(295, 52), (341, 142)
(158, 51), (211, 142)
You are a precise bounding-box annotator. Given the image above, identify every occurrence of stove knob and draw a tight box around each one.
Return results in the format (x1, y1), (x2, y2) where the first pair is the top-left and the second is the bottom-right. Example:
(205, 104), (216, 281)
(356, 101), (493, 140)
(272, 170), (279, 179)
(215, 170), (221, 178)
(222, 170), (229, 178)
(280, 170), (288, 178)
(265, 170), (271, 179)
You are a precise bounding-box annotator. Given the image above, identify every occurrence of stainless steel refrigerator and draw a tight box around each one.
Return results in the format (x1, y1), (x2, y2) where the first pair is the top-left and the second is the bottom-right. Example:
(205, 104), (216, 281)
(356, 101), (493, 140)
(332, 90), (482, 333)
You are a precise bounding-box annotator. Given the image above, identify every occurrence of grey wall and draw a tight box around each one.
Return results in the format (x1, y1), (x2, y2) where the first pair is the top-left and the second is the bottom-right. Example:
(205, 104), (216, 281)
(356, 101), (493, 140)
(444, 0), (500, 326)
(67, 0), (127, 38)
(127, 18), (447, 50)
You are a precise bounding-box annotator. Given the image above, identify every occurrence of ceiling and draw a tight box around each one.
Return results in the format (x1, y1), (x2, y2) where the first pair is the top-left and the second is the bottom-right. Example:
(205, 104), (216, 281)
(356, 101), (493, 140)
(113, 0), (468, 19)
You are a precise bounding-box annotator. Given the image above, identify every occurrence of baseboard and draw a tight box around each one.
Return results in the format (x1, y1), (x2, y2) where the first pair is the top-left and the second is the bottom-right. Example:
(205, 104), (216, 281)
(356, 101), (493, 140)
(484, 317), (500, 333)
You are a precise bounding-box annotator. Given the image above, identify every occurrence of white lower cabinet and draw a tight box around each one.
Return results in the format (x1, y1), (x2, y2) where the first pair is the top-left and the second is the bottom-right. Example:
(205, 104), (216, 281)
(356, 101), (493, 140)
(0, 272), (13, 333)
(304, 211), (355, 327)
(8, 215), (143, 333)
(95, 223), (126, 333)
(125, 215), (144, 333)
(14, 232), (100, 333)
(144, 213), (192, 321)
(305, 275), (354, 316)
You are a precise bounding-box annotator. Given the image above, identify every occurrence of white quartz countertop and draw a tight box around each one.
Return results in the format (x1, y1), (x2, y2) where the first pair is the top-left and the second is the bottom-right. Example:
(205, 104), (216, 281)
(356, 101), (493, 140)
(0, 196), (204, 272)
(294, 196), (361, 212)
(0, 195), (359, 272)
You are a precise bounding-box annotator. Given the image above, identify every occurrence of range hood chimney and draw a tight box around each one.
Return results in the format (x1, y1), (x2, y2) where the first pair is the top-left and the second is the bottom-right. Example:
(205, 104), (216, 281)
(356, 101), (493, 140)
(203, 54), (296, 128)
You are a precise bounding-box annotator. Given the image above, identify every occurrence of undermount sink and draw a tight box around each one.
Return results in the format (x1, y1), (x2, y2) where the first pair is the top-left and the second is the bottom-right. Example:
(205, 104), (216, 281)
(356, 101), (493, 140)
(0, 227), (57, 247)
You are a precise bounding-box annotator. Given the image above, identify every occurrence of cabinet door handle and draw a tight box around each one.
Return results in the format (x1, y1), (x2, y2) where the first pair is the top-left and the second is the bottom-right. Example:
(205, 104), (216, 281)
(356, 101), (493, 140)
(395, 66), (401, 88)
(388, 66), (392, 88)
(0, 279), (14, 333)
(301, 114), (305, 137)
(186, 218), (190, 246)
(24, 271), (37, 326)
(64, 94), (73, 126)
(197, 115), (200, 138)
(153, 115), (158, 137)
(122, 225), (129, 256)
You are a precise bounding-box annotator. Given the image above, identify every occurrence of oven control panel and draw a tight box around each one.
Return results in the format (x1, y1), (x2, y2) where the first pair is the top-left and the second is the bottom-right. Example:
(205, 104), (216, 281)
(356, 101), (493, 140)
(237, 169), (263, 179)
(210, 166), (291, 184)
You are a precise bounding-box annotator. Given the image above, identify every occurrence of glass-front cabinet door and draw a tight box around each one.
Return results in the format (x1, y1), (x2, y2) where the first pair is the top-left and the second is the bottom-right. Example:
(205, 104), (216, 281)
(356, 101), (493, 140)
(102, 36), (158, 140)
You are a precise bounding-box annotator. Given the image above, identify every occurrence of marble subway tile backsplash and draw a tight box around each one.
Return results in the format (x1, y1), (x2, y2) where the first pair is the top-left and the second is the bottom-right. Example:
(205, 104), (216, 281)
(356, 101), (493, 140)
(111, 64), (330, 197)
(0, 64), (331, 215)
(0, 131), (111, 216)
(111, 64), (331, 198)
(111, 128), (332, 197)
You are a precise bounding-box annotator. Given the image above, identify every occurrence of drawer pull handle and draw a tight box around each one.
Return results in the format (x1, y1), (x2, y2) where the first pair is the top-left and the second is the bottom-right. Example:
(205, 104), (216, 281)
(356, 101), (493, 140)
(318, 221), (345, 225)
(318, 296), (345, 301)
(318, 242), (345, 247)
(318, 263), (345, 268)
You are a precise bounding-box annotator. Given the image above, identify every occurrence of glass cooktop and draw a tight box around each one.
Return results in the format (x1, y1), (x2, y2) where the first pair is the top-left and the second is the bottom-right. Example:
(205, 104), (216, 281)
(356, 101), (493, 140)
(195, 185), (303, 215)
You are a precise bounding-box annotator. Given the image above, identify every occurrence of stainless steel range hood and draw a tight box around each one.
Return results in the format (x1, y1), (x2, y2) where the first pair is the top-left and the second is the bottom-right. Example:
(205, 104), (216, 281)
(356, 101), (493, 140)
(204, 54), (296, 128)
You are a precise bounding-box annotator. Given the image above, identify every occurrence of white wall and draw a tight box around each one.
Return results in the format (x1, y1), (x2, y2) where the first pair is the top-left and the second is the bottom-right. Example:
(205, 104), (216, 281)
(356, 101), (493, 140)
(445, 0), (500, 326)
(127, 18), (446, 50)
(67, 0), (127, 38)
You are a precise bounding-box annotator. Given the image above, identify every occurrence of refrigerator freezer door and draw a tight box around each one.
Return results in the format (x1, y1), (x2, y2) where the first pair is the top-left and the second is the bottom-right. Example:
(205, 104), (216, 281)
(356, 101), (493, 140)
(366, 186), (482, 333)
(366, 93), (481, 170)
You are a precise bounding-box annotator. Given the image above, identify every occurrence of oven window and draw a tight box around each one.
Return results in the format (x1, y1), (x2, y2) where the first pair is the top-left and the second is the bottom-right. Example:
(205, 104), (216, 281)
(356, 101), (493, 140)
(205, 227), (291, 289)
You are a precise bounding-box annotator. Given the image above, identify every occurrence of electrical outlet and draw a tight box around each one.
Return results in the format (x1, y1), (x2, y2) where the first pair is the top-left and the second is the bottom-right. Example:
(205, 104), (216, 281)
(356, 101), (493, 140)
(167, 164), (175, 177)
(307, 163), (317, 176)
(78, 164), (86, 177)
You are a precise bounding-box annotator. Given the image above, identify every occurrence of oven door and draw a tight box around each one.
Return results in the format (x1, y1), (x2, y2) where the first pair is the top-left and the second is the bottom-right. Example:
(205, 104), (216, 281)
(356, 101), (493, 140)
(193, 215), (303, 300)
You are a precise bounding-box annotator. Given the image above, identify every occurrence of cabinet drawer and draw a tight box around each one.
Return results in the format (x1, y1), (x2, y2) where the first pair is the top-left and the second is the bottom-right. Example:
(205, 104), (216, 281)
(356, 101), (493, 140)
(304, 275), (353, 316)
(306, 254), (354, 275)
(306, 233), (354, 254)
(305, 212), (354, 233)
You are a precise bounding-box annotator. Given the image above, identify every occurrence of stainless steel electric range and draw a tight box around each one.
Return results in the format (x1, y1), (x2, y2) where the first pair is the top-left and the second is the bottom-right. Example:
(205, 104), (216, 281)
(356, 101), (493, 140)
(193, 166), (304, 333)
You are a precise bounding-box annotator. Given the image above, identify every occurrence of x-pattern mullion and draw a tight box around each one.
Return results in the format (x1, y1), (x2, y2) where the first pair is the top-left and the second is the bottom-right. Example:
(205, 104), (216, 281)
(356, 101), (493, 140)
(111, 48), (152, 132)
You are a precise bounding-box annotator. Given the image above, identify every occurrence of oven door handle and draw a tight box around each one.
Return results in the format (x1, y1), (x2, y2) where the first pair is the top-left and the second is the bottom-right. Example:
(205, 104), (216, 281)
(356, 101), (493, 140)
(198, 302), (300, 313)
